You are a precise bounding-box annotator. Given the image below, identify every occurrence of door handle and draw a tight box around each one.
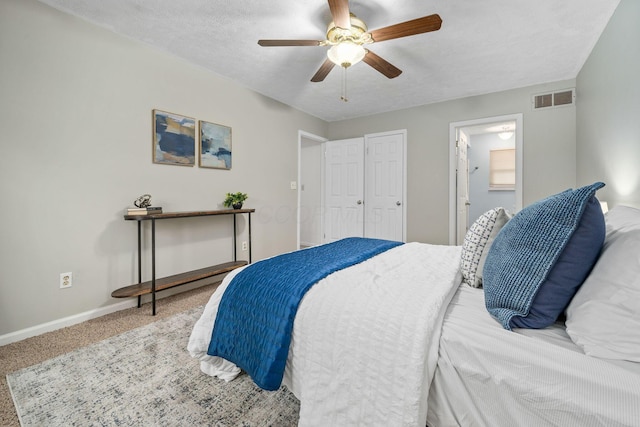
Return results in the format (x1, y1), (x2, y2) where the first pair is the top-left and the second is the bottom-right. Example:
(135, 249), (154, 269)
(396, 201), (401, 206)
(357, 200), (363, 205)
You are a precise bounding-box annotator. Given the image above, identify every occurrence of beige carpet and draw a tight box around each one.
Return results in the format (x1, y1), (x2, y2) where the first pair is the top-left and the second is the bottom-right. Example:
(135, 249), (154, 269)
(0, 282), (220, 426)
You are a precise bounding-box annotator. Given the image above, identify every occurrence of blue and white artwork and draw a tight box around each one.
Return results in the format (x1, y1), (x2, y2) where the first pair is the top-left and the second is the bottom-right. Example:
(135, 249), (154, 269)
(153, 110), (196, 166)
(199, 120), (232, 169)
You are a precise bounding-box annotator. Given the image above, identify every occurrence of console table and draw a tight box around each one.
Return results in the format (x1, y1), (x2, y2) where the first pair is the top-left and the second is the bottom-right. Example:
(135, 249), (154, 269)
(112, 209), (254, 315)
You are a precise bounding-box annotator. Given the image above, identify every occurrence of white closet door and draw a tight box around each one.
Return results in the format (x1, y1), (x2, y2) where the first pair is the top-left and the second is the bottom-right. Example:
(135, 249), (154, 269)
(364, 131), (405, 242)
(324, 137), (365, 242)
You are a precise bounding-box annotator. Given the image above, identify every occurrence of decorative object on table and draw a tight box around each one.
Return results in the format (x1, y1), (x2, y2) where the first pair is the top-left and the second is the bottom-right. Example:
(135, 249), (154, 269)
(224, 192), (248, 209)
(134, 194), (152, 208)
(200, 120), (232, 170)
(126, 194), (162, 215)
(152, 109), (196, 167)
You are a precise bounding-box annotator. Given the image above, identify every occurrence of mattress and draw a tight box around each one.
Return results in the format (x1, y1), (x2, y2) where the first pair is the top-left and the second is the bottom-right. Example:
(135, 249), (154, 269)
(427, 284), (640, 427)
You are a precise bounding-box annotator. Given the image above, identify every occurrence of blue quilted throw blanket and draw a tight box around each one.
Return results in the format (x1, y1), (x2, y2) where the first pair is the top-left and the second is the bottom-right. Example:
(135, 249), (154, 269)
(207, 237), (403, 390)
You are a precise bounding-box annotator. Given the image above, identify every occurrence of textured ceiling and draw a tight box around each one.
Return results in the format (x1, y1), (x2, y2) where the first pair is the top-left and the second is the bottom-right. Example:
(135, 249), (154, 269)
(37, 0), (620, 122)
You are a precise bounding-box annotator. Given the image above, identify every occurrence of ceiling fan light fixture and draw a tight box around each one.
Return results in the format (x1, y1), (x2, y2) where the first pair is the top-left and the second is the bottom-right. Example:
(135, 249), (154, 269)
(327, 42), (366, 68)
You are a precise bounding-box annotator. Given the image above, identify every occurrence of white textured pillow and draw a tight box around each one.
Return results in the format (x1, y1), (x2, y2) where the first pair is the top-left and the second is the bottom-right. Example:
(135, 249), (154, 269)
(460, 208), (511, 288)
(566, 205), (640, 362)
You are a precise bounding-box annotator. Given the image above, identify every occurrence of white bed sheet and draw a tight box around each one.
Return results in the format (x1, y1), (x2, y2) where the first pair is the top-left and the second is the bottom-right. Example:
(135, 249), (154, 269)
(189, 242), (463, 427)
(427, 284), (640, 427)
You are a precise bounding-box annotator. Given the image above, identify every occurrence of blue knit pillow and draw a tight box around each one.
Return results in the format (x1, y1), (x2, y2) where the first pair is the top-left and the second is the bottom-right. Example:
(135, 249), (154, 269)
(483, 182), (605, 330)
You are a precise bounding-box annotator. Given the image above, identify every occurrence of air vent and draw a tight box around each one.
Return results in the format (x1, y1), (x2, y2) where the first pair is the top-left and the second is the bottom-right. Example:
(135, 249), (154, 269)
(532, 88), (575, 110)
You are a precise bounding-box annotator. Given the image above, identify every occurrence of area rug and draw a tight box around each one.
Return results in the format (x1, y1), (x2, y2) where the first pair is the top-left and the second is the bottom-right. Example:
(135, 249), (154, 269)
(6, 306), (300, 426)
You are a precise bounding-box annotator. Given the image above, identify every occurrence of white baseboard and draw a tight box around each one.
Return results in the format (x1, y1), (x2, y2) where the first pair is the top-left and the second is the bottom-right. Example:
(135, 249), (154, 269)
(0, 299), (138, 347)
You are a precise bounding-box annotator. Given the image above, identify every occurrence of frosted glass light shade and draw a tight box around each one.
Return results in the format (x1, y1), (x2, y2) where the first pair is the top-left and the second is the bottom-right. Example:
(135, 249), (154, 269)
(498, 131), (514, 140)
(327, 42), (366, 67)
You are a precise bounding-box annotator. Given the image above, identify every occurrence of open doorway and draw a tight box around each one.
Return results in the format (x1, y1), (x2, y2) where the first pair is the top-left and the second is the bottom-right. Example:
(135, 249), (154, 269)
(297, 131), (326, 249)
(448, 114), (523, 245)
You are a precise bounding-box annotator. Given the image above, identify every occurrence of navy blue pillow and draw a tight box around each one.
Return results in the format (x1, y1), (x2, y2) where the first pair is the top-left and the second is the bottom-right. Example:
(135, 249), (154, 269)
(483, 182), (605, 330)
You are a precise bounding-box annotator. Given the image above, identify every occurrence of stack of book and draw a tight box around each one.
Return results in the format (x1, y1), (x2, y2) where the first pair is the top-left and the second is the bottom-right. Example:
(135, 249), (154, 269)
(126, 206), (163, 215)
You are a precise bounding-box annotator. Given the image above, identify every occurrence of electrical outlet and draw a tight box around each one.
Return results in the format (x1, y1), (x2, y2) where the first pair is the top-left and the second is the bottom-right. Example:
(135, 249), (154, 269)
(242, 241), (248, 251)
(60, 272), (72, 289)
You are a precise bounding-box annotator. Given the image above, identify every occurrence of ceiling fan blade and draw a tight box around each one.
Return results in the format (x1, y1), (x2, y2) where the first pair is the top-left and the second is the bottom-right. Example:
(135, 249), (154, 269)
(328, 0), (351, 29)
(311, 58), (336, 82)
(369, 14), (442, 42)
(363, 50), (402, 79)
(258, 40), (323, 47)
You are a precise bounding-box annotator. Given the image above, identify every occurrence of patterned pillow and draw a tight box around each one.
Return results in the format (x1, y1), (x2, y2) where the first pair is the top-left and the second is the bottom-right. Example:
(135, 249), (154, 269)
(460, 208), (510, 288)
(484, 182), (605, 330)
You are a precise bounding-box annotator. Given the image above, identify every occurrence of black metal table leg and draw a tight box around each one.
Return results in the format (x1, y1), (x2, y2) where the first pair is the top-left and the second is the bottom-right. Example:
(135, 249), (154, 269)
(137, 220), (142, 308)
(151, 218), (156, 316)
(248, 212), (252, 263)
(233, 214), (237, 262)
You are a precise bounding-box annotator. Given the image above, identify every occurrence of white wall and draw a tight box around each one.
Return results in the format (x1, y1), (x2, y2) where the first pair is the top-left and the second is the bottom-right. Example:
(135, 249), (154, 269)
(577, 0), (640, 207)
(0, 0), (327, 336)
(328, 80), (577, 244)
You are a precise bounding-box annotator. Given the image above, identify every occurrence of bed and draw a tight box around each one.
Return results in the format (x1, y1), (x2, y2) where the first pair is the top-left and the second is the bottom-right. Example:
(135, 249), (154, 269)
(188, 182), (640, 426)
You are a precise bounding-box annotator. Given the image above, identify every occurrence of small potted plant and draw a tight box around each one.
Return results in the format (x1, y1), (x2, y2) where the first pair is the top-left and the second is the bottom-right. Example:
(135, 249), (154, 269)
(223, 192), (248, 210)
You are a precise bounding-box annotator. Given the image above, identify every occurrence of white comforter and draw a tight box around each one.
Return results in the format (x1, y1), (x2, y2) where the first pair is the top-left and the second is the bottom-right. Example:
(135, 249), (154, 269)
(188, 242), (462, 426)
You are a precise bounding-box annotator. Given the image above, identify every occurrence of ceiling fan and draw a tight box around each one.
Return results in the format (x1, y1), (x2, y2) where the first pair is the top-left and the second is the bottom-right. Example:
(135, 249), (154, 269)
(257, 0), (442, 84)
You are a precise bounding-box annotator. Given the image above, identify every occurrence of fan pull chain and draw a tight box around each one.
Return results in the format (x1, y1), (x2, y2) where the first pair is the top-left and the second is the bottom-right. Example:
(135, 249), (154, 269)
(340, 66), (348, 102)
